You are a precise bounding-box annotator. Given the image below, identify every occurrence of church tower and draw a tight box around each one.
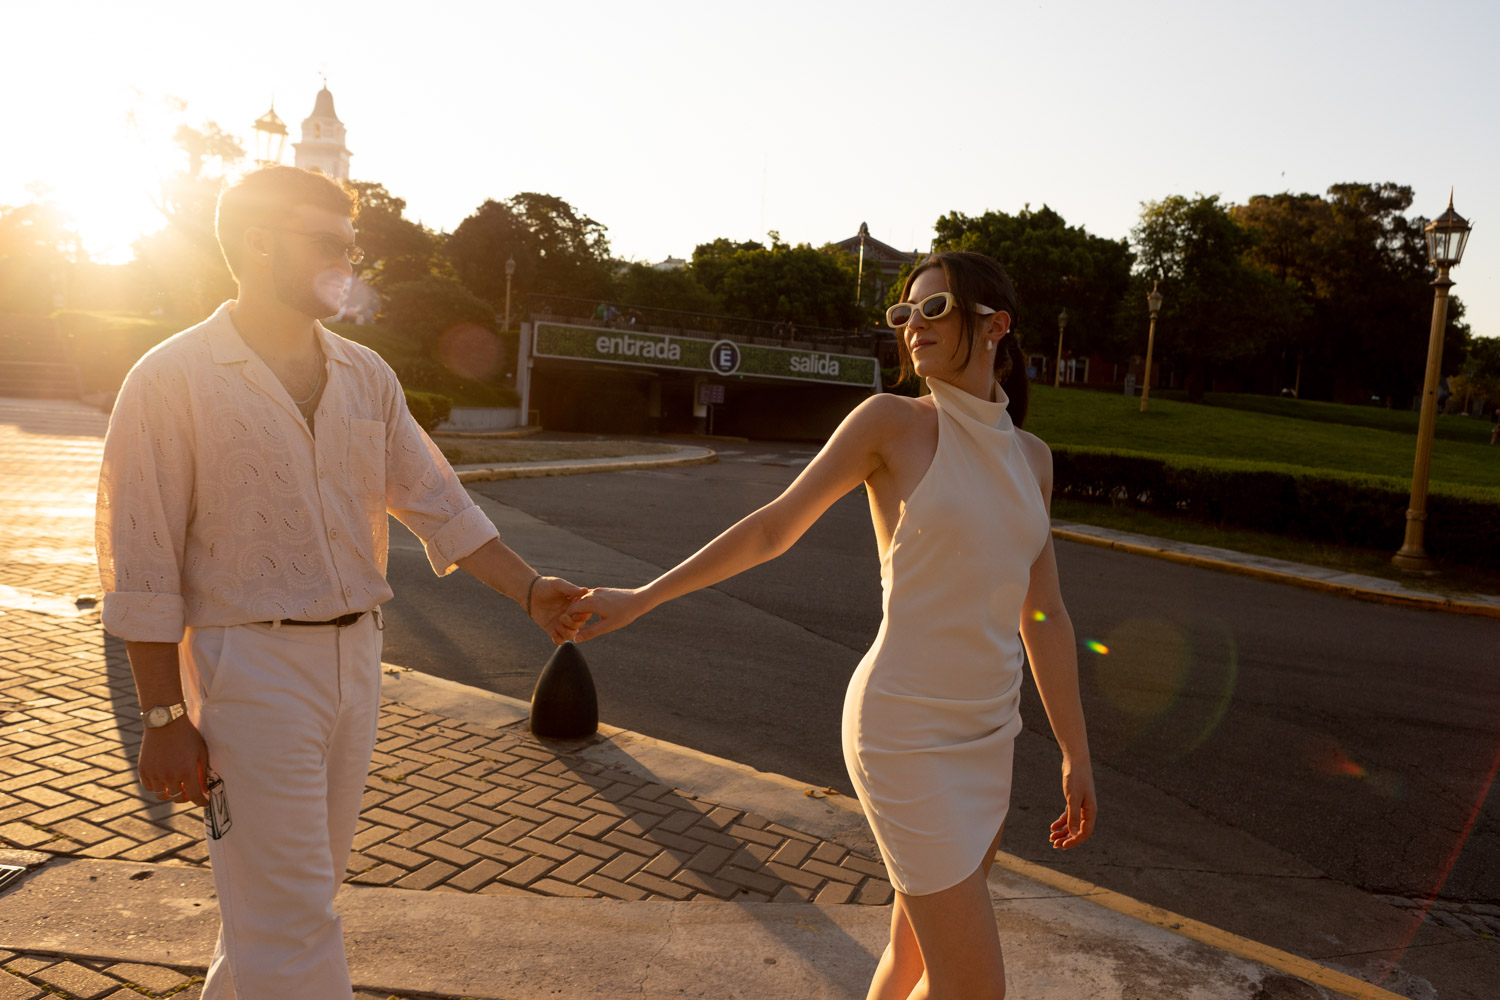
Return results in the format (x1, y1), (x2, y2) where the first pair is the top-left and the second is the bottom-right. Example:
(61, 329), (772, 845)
(292, 85), (351, 180)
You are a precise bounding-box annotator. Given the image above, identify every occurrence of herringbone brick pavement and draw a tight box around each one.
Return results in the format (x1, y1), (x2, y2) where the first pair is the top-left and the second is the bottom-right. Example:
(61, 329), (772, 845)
(0, 948), (458, 998)
(0, 605), (894, 905)
(0, 395), (894, 930)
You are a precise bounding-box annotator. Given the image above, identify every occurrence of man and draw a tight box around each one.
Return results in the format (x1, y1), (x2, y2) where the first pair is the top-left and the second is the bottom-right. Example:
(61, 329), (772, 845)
(95, 165), (583, 996)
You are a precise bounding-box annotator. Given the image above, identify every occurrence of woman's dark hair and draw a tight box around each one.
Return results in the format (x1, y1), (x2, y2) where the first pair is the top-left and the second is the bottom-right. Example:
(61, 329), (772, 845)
(215, 166), (358, 279)
(894, 251), (1028, 427)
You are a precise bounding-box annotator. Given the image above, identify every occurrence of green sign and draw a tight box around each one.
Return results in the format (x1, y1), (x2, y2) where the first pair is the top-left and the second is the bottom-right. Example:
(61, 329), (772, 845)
(533, 323), (876, 388)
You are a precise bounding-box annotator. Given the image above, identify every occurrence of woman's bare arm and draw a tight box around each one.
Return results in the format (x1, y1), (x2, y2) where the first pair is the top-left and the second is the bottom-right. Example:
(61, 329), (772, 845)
(571, 395), (905, 640)
(1017, 436), (1096, 848)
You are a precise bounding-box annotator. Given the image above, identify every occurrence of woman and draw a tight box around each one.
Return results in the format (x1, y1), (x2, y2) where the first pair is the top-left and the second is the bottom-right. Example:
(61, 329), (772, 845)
(570, 251), (1095, 999)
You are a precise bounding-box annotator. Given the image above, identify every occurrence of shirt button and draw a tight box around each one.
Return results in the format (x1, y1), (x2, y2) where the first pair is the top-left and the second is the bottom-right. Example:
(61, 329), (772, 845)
(329, 528), (339, 539)
(344, 586), (353, 597)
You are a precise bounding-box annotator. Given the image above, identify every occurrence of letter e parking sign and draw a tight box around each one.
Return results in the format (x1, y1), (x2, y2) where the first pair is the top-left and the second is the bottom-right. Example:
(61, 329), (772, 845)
(709, 340), (741, 375)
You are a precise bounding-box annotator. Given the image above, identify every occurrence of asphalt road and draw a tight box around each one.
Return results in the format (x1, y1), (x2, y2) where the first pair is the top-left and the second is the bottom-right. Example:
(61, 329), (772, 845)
(380, 444), (1500, 912)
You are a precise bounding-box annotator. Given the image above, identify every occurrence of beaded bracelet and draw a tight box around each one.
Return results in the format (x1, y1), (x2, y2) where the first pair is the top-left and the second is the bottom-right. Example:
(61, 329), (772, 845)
(525, 574), (541, 619)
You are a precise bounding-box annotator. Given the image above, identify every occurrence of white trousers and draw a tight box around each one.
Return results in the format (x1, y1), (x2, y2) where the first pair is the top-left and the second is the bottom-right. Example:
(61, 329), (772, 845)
(181, 614), (382, 999)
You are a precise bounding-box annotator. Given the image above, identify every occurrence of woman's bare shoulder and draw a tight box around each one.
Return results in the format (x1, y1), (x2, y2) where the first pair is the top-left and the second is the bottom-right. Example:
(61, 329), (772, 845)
(1015, 428), (1054, 490)
(1016, 427), (1052, 459)
(848, 391), (936, 434)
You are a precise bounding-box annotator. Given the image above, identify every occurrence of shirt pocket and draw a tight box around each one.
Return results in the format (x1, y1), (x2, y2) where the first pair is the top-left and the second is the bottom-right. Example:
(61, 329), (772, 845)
(347, 418), (388, 502)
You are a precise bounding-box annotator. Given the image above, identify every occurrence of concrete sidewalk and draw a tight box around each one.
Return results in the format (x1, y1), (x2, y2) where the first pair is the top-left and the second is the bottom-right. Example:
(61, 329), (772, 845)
(0, 396), (1471, 999)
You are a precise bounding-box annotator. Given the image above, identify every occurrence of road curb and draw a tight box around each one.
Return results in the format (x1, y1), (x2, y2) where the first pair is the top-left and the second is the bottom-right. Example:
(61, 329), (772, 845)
(455, 448), (717, 484)
(380, 663), (1403, 1000)
(989, 853), (1407, 1000)
(434, 426), (544, 439)
(1052, 527), (1500, 620)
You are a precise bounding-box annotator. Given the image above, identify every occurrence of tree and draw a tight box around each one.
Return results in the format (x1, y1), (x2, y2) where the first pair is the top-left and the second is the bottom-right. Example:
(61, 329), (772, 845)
(130, 121), (244, 319)
(346, 181), (442, 290)
(446, 193), (613, 311)
(1131, 194), (1299, 400)
(1454, 336), (1500, 414)
(1235, 183), (1469, 404)
(690, 234), (863, 329)
(0, 199), (83, 313)
(610, 263), (722, 314)
(931, 204), (1133, 362)
(172, 122), (244, 180)
(381, 274), (495, 348)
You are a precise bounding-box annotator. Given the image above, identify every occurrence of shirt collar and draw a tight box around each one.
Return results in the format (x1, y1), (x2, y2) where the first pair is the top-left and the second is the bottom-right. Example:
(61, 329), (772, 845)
(204, 300), (355, 367)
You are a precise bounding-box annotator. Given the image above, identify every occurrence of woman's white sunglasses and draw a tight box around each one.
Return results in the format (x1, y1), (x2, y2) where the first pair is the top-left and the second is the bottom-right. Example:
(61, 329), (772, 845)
(886, 291), (997, 329)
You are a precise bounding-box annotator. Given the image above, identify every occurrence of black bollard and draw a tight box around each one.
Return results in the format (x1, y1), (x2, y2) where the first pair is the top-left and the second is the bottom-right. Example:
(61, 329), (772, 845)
(529, 641), (598, 739)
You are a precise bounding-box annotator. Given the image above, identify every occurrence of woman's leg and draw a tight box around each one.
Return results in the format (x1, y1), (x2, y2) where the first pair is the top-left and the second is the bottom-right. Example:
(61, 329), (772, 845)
(891, 822), (1009, 1000)
(865, 895), (924, 1000)
(898, 866), (1006, 1000)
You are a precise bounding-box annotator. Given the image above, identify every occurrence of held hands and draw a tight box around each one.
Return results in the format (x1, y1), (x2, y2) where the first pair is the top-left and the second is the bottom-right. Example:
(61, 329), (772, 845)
(566, 587), (653, 642)
(140, 718), (211, 808)
(1049, 757), (1097, 850)
(528, 576), (591, 645)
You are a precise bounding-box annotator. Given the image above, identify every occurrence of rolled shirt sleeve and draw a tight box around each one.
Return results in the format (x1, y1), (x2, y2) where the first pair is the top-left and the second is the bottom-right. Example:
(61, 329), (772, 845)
(382, 387), (498, 576)
(96, 361), (196, 642)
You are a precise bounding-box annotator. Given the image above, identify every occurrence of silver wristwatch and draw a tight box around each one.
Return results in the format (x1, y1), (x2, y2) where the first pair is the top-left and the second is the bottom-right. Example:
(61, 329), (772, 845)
(141, 701), (187, 728)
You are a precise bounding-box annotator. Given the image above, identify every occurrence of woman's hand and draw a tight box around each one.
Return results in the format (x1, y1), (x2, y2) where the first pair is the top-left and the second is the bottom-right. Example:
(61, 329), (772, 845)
(1048, 757), (1097, 850)
(569, 587), (653, 642)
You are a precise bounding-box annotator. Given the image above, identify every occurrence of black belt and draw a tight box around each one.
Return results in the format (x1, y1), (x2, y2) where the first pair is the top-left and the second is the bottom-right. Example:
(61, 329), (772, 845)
(270, 611), (368, 628)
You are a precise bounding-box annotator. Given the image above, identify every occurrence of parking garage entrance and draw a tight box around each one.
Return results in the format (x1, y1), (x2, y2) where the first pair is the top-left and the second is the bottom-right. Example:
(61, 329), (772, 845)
(523, 320), (881, 440)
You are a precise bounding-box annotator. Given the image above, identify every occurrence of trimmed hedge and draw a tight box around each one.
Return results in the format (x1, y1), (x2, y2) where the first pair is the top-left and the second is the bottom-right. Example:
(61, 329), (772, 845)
(1052, 445), (1500, 570)
(404, 390), (453, 434)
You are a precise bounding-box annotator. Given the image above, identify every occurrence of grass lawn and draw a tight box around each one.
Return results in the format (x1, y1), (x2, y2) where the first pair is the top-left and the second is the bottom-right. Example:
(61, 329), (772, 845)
(1151, 389), (1493, 445)
(1025, 385), (1500, 492)
(53, 310), (186, 395)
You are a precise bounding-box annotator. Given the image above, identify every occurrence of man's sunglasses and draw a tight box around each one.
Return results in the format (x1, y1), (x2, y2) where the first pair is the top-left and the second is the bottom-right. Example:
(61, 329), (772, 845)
(273, 228), (365, 265)
(886, 292), (997, 329)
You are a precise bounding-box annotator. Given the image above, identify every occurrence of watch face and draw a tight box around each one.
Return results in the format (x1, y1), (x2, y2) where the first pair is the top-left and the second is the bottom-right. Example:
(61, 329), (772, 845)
(146, 707), (169, 727)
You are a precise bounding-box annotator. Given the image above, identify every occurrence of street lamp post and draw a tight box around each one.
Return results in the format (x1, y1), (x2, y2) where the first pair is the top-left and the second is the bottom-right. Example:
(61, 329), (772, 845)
(1393, 192), (1472, 573)
(1140, 282), (1163, 412)
(503, 256), (516, 332)
(1054, 307), (1069, 388)
(252, 105), (288, 167)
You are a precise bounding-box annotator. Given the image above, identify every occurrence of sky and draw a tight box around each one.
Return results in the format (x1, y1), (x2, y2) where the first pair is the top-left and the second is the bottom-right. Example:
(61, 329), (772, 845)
(4, 0), (1496, 338)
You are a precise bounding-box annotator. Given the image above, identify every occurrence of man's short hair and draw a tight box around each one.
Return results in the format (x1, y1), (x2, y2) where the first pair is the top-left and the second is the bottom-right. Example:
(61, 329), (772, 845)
(216, 166), (358, 278)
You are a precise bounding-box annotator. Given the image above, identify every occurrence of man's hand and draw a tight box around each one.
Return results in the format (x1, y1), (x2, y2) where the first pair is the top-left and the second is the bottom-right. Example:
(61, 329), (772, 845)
(529, 576), (589, 644)
(140, 717), (211, 807)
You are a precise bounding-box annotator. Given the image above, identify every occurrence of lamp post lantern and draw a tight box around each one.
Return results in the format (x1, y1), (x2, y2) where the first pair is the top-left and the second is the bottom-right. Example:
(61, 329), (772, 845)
(1393, 192), (1472, 572)
(252, 105), (288, 167)
(1140, 282), (1163, 412)
(503, 256), (517, 332)
(1054, 307), (1069, 387)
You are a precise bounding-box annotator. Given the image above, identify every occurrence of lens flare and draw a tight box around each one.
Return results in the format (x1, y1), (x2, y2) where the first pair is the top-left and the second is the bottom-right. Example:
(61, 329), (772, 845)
(1308, 739), (1403, 798)
(1086, 616), (1240, 757)
(1031, 610), (1047, 622)
(1327, 747), (1368, 779)
(1379, 737), (1500, 985)
(1183, 631), (1237, 755)
(437, 323), (500, 381)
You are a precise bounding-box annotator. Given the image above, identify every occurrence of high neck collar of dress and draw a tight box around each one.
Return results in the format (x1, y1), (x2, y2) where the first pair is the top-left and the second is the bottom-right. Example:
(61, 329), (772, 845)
(925, 376), (1013, 431)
